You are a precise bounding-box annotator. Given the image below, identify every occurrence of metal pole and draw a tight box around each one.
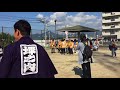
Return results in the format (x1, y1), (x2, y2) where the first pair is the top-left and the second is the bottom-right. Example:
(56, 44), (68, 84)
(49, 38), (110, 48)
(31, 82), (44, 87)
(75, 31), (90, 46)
(41, 30), (42, 45)
(41, 30), (42, 39)
(49, 31), (50, 42)
(2, 26), (3, 48)
(55, 20), (57, 40)
(30, 29), (32, 38)
(78, 31), (80, 42)
(2, 26), (3, 40)
(44, 23), (46, 48)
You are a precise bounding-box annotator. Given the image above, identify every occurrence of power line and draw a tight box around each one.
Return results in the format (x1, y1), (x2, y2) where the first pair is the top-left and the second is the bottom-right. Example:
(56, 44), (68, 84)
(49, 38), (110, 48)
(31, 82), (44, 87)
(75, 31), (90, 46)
(0, 19), (44, 25)
(0, 14), (37, 20)
(0, 26), (42, 31)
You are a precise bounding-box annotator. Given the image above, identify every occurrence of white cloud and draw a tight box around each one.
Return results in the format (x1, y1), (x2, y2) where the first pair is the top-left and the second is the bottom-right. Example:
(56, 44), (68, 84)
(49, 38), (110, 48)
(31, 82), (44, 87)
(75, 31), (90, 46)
(85, 15), (97, 20)
(36, 14), (44, 19)
(36, 12), (102, 30)
(50, 12), (67, 20)
(49, 12), (67, 25)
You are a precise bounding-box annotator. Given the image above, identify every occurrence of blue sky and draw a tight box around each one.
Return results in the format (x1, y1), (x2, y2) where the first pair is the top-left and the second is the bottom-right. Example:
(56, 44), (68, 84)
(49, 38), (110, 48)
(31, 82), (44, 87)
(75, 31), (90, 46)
(0, 12), (102, 35)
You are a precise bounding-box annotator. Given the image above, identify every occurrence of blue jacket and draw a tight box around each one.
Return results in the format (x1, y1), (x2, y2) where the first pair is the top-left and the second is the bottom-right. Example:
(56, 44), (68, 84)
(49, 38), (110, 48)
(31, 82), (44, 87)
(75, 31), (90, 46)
(0, 37), (58, 78)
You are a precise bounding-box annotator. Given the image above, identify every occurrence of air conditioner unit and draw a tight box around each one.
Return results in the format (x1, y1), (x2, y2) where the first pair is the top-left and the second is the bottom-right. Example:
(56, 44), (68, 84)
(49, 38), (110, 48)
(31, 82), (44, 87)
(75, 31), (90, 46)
(111, 25), (115, 28)
(111, 12), (115, 15)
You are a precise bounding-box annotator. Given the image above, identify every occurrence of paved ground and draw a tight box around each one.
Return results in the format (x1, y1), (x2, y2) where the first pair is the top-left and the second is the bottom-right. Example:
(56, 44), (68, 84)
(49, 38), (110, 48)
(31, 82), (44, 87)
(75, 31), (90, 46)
(46, 47), (120, 78)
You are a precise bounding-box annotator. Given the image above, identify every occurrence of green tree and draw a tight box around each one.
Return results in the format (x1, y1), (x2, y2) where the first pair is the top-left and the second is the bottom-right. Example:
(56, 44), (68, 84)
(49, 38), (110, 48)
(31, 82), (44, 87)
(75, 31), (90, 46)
(0, 33), (14, 48)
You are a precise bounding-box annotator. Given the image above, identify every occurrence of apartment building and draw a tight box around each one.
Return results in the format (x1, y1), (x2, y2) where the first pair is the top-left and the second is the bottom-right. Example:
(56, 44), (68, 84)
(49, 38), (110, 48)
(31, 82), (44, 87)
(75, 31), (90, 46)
(102, 12), (120, 41)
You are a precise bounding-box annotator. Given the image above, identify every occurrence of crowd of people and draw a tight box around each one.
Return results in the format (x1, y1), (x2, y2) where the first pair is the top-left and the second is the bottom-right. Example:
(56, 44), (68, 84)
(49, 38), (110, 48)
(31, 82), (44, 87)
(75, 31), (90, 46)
(50, 39), (78, 55)
(50, 38), (100, 54)
(49, 37), (119, 78)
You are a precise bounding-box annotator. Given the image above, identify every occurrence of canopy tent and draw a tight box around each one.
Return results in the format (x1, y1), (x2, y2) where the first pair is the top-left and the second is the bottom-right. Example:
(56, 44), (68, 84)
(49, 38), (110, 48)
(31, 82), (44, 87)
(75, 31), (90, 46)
(57, 25), (99, 40)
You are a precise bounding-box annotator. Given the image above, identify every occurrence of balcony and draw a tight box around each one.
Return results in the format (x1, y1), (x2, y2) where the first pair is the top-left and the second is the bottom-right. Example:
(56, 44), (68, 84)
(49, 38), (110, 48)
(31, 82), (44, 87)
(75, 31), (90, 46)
(111, 18), (120, 23)
(102, 12), (120, 17)
(114, 12), (120, 15)
(102, 25), (120, 29)
(102, 18), (120, 24)
(102, 20), (111, 23)
(102, 26), (111, 29)
(102, 13), (112, 17)
(111, 25), (115, 28)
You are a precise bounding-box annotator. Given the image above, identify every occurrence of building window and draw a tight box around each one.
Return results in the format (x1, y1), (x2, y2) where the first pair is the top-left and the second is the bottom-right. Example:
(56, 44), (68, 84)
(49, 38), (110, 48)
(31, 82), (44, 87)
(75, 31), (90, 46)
(110, 31), (115, 34)
(111, 18), (115, 21)
(104, 24), (109, 26)
(111, 25), (115, 28)
(111, 12), (115, 15)
(104, 18), (110, 20)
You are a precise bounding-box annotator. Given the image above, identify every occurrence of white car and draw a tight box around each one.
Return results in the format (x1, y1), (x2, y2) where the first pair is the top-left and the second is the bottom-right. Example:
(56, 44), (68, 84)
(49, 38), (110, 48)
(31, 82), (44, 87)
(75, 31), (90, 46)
(93, 45), (99, 51)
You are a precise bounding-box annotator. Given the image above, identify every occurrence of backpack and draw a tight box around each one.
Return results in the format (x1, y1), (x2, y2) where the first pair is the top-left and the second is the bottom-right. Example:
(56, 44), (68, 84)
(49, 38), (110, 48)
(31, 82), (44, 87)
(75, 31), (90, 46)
(109, 45), (112, 51)
(83, 43), (92, 61)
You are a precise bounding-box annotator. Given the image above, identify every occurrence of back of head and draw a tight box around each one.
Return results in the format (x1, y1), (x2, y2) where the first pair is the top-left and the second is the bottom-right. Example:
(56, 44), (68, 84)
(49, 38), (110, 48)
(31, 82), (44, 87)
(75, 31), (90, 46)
(80, 34), (86, 42)
(74, 39), (76, 42)
(112, 39), (114, 42)
(52, 39), (54, 41)
(14, 20), (31, 36)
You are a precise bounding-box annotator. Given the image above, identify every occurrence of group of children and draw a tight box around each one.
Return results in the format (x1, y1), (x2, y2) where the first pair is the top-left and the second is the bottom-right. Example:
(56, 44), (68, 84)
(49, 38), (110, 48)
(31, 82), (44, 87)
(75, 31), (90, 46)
(50, 39), (78, 55)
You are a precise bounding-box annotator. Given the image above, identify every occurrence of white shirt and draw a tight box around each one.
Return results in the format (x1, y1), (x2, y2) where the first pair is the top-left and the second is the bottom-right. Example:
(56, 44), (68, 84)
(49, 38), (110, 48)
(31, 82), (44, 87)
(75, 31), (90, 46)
(76, 42), (90, 64)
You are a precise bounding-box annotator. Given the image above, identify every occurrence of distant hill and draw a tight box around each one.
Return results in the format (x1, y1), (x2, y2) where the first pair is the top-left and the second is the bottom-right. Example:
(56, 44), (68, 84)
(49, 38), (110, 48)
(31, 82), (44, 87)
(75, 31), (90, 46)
(31, 31), (64, 40)
(31, 30), (102, 40)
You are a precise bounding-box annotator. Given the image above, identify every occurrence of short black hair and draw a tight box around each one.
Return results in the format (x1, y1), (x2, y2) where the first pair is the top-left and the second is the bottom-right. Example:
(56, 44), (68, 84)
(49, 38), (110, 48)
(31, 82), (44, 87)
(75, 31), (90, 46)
(80, 34), (86, 42)
(14, 20), (31, 36)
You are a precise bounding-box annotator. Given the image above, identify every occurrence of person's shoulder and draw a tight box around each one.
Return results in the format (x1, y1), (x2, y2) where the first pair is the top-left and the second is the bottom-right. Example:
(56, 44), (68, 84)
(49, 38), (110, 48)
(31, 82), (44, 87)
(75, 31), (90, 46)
(79, 42), (85, 46)
(35, 43), (49, 57)
(4, 40), (23, 51)
(34, 43), (45, 50)
(4, 43), (14, 52)
(79, 41), (83, 44)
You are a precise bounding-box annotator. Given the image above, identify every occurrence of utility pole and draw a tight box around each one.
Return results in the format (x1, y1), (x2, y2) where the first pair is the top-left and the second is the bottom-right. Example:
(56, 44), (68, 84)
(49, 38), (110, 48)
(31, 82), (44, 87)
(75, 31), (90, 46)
(37, 17), (49, 48)
(55, 19), (57, 40)
(30, 29), (32, 39)
(2, 26), (3, 48)
(41, 30), (42, 44)
(49, 31), (50, 43)
(44, 23), (46, 48)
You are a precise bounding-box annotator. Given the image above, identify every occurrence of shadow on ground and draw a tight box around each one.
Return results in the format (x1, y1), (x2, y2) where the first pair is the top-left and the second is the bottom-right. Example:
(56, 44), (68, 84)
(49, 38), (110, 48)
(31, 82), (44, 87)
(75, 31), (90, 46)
(93, 51), (120, 77)
(72, 66), (83, 78)
(103, 54), (112, 57)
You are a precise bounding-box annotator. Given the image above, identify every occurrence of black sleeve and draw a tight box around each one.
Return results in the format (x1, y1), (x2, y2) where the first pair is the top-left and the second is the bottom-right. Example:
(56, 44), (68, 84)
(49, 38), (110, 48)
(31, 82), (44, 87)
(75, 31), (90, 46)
(0, 46), (12, 78)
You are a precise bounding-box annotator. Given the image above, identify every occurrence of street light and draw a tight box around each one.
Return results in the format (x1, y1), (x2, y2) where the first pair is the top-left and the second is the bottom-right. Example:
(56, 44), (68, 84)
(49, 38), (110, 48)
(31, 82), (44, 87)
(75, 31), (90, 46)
(54, 19), (57, 40)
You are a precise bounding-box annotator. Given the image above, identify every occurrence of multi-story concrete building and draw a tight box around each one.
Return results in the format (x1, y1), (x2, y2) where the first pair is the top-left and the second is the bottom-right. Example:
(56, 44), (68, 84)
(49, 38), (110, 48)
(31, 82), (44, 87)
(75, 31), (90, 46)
(102, 12), (120, 41)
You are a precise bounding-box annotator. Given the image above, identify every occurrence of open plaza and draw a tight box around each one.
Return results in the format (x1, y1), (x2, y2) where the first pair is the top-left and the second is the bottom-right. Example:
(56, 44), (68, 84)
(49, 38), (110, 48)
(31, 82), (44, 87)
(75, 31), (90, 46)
(46, 47), (120, 78)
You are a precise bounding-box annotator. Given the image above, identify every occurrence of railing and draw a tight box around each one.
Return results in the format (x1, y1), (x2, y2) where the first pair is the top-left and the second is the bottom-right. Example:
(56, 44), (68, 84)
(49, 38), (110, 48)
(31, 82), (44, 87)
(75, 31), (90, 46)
(103, 12), (120, 17)
(103, 25), (120, 29)
(103, 18), (120, 23)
